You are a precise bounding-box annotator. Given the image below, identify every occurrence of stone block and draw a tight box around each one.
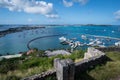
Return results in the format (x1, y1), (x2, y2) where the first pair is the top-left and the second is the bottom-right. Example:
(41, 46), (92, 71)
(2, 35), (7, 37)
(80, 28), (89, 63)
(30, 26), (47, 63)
(54, 58), (75, 80)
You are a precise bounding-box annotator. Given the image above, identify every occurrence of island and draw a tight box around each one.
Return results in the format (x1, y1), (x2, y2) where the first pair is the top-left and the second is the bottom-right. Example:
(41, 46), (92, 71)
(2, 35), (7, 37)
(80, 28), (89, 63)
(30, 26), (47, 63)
(0, 26), (45, 37)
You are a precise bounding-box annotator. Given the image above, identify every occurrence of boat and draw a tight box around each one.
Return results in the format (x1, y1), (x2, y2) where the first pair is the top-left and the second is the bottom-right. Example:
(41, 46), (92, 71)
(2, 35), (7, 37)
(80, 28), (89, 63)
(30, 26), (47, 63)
(89, 38), (94, 41)
(115, 41), (120, 47)
(59, 36), (73, 45)
(98, 45), (106, 48)
(81, 35), (87, 40)
(59, 36), (67, 42)
(87, 41), (95, 46)
(87, 39), (103, 46)
(96, 40), (102, 45)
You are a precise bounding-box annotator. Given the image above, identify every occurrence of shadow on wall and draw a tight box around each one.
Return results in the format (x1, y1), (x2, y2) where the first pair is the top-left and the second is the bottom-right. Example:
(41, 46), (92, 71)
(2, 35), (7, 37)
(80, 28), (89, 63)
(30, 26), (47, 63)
(75, 56), (112, 80)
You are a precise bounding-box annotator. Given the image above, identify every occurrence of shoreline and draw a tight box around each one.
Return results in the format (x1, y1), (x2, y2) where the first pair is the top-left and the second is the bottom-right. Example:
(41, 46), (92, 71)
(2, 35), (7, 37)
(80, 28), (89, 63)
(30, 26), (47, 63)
(0, 26), (45, 38)
(0, 54), (22, 60)
(0, 46), (119, 60)
(0, 24), (117, 26)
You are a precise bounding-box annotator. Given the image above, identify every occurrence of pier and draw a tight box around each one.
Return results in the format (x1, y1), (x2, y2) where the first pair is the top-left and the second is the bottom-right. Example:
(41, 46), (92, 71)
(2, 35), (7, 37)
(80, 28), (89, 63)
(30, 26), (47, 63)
(85, 34), (120, 40)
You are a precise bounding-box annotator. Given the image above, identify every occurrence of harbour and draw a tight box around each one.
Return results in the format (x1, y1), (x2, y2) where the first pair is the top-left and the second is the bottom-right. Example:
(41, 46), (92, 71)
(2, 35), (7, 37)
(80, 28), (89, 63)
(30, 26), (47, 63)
(0, 25), (120, 55)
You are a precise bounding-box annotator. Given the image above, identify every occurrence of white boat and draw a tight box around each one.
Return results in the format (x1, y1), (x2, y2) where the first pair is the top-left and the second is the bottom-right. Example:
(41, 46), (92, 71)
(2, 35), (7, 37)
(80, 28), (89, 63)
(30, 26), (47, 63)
(115, 41), (120, 47)
(88, 41), (95, 46)
(89, 39), (94, 41)
(59, 36), (67, 42)
(98, 45), (106, 48)
(81, 35), (87, 40)
(71, 41), (79, 48)
(96, 40), (102, 45)
(59, 36), (73, 45)
(88, 39), (103, 46)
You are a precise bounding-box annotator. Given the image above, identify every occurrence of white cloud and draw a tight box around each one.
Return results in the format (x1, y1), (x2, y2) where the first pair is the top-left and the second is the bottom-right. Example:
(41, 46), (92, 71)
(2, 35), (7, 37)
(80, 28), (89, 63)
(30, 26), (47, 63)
(63, 0), (73, 7)
(45, 14), (59, 18)
(114, 10), (120, 20)
(74, 0), (88, 5)
(0, 0), (58, 18)
(63, 0), (89, 7)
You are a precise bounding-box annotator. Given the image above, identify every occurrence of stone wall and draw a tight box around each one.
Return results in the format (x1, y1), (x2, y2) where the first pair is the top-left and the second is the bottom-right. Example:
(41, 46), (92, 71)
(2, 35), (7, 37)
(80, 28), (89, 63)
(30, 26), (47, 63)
(75, 55), (109, 75)
(96, 47), (120, 52)
(22, 47), (111, 80)
(22, 70), (56, 80)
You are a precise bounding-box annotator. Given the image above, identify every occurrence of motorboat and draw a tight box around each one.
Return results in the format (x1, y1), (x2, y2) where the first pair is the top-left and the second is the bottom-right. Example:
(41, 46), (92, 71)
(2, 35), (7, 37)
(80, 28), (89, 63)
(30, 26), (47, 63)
(59, 36), (73, 45)
(115, 41), (120, 47)
(59, 36), (67, 42)
(81, 35), (87, 40)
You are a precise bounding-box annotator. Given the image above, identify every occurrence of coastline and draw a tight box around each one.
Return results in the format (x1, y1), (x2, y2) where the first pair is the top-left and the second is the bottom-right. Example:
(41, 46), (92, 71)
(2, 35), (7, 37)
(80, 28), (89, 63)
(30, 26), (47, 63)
(0, 54), (22, 60)
(0, 25), (119, 56)
(0, 26), (45, 38)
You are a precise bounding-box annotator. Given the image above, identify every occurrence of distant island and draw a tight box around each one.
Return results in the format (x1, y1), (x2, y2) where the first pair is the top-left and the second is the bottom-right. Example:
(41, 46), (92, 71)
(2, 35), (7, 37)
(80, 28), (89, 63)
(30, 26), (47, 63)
(39, 24), (113, 26)
(0, 26), (45, 37)
(0, 24), (116, 38)
(0, 24), (114, 27)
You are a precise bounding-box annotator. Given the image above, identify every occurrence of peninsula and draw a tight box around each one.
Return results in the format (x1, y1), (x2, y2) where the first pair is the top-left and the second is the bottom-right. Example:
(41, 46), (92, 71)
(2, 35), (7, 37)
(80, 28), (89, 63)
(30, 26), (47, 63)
(0, 26), (45, 37)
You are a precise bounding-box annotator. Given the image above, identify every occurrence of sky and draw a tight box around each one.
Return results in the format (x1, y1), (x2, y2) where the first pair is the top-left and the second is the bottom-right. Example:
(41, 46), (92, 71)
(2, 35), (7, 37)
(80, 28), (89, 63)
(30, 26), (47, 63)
(0, 0), (120, 25)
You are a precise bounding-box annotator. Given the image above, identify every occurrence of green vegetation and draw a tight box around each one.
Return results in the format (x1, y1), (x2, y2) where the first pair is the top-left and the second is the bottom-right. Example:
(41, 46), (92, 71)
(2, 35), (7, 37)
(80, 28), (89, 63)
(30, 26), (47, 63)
(76, 51), (120, 80)
(0, 49), (120, 80)
(0, 49), (85, 80)
(87, 51), (120, 80)
(45, 51), (120, 80)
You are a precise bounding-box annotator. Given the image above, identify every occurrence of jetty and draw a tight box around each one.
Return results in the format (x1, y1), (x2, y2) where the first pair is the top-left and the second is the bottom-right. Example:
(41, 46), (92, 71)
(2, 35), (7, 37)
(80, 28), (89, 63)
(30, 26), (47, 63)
(85, 34), (120, 40)
(59, 36), (83, 52)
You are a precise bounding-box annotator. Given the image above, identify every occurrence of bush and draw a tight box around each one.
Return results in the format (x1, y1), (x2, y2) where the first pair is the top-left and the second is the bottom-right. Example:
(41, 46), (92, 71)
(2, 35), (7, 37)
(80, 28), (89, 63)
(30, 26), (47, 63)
(6, 75), (21, 80)
(0, 49), (85, 79)
(67, 50), (85, 61)
(0, 58), (19, 73)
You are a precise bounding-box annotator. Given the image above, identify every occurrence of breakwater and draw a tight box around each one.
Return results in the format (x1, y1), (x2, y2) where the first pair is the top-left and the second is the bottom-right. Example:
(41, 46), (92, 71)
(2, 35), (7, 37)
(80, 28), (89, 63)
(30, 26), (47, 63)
(85, 34), (120, 40)
(27, 34), (67, 50)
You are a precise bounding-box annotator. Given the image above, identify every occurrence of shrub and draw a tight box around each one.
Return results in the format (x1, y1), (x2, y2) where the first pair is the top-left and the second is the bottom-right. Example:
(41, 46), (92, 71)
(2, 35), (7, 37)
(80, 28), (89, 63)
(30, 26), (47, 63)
(6, 75), (21, 80)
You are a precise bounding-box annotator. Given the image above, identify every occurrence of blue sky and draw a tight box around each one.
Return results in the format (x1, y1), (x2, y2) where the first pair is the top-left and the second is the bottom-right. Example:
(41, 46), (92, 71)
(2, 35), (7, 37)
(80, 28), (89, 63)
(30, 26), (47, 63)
(0, 0), (120, 25)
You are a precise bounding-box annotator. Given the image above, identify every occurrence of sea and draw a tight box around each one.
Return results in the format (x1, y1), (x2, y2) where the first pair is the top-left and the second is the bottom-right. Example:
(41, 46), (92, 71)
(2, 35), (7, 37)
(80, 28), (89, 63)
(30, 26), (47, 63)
(0, 25), (120, 55)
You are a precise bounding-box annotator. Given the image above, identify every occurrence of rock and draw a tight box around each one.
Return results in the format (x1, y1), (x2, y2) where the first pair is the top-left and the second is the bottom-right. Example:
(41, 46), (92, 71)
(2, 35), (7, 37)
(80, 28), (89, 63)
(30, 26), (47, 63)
(45, 50), (71, 57)
(26, 49), (34, 55)
(84, 47), (105, 59)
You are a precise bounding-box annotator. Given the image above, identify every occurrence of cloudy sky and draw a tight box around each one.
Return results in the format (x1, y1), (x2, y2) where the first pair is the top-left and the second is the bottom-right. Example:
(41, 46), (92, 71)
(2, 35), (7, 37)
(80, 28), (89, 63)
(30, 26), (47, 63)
(0, 0), (120, 25)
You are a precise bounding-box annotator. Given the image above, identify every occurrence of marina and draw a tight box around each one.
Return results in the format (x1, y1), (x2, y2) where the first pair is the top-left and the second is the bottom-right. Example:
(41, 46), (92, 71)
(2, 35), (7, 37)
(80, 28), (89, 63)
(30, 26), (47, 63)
(0, 0), (120, 79)
(0, 25), (120, 55)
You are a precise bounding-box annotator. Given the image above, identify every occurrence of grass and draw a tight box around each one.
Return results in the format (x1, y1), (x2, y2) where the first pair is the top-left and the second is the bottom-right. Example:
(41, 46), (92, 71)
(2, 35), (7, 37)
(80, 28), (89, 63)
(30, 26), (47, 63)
(38, 51), (120, 80)
(87, 51), (120, 80)
(0, 50), (120, 80)
(0, 49), (85, 80)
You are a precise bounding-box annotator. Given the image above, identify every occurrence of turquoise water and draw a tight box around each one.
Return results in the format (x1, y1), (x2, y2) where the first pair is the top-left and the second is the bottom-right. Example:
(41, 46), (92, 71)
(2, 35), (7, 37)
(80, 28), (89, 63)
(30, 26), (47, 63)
(0, 25), (120, 55)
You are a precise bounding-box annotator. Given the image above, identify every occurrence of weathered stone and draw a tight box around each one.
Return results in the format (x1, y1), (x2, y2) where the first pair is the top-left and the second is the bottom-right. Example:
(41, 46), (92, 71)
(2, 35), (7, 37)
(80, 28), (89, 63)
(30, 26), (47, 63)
(22, 48), (109, 80)
(45, 50), (71, 57)
(54, 58), (75, 80)
(84, 47), (105, 59)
